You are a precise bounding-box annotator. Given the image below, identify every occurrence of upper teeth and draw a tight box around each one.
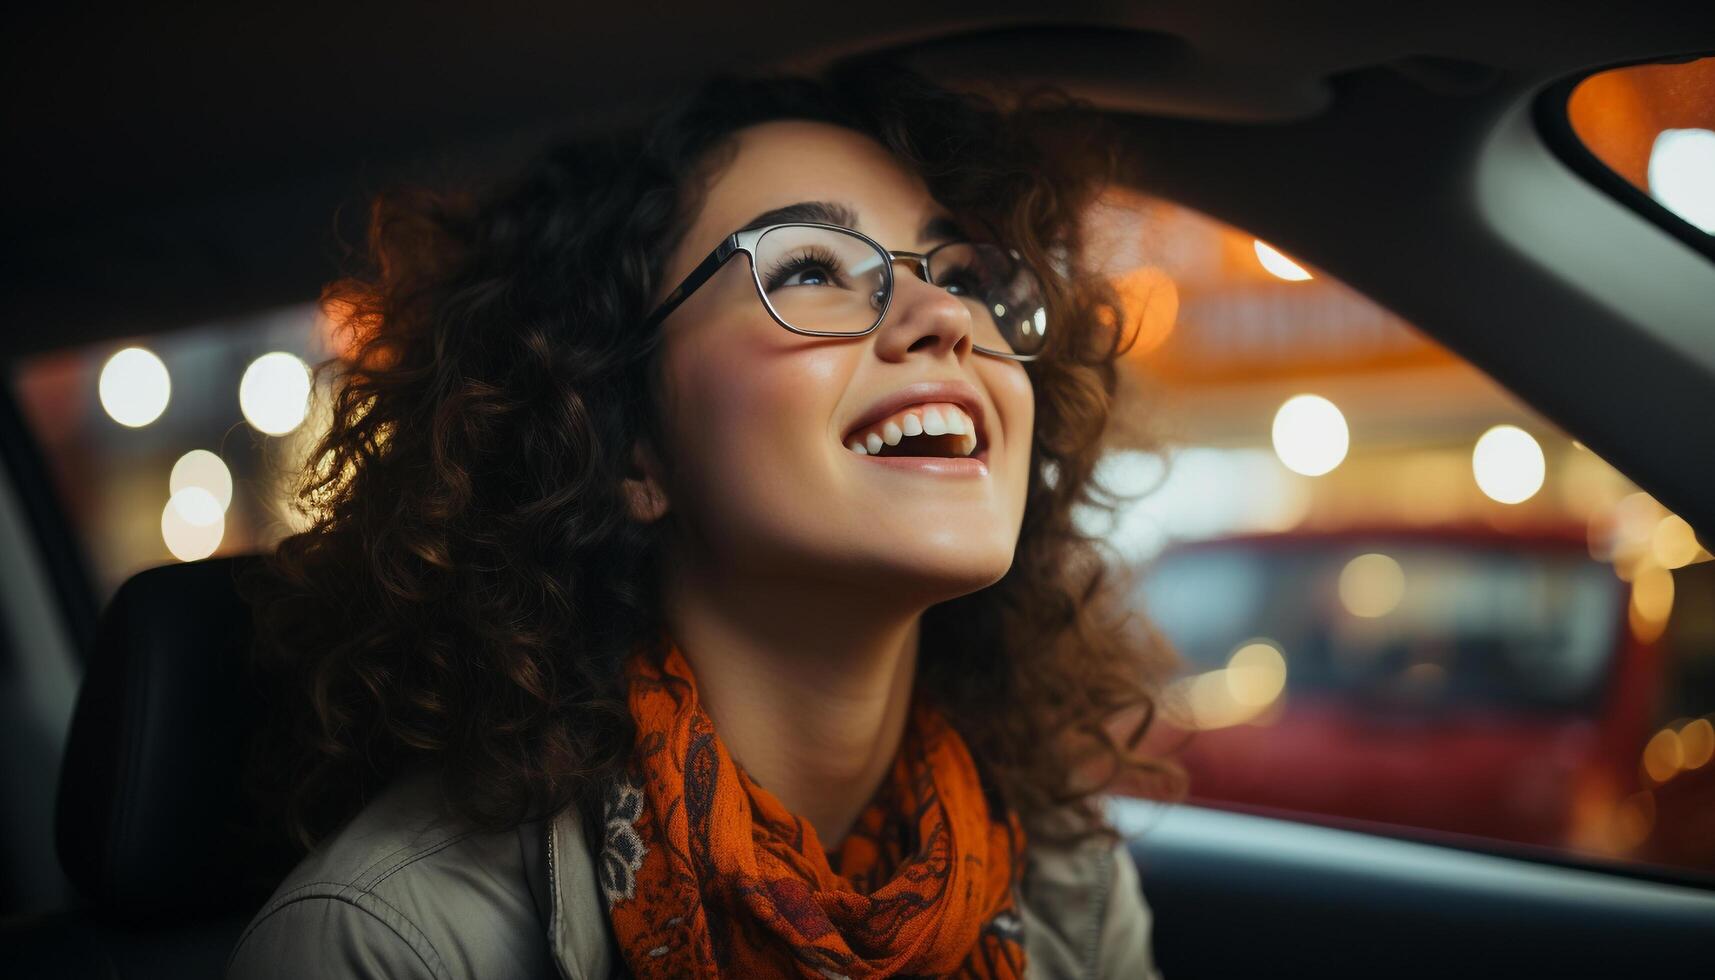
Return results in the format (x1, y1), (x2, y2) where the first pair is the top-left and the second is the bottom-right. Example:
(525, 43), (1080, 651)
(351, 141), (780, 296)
(845, 402), (980, 457)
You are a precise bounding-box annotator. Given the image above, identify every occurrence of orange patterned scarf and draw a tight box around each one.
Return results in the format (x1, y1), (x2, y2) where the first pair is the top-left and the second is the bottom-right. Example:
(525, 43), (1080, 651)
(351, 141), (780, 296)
(595, 637), (1029, 979)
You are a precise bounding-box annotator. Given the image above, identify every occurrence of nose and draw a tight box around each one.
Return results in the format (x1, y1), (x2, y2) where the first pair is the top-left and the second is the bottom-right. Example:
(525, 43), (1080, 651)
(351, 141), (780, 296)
(870, 253), (975, 359)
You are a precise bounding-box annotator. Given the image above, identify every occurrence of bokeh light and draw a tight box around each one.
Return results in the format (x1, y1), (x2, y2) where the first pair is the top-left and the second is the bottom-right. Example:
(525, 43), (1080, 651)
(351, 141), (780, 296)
(161, 490), (224, 561)
(239, 352), (313, 435)
(1648, 128), (1715, 233)
(1472, 425), (1545, 504)
(1680, 718), (1715, 771)
(98, 347), (171, 427)
(1272, 395), (1349, 477)
(1225, 641), (1288, 707)
(1642, 726), (1684, 783)
(1629, 565), (1676, 642)
(167, 486), (222, 526)
(1598, 491), (1666, 571)
(1651, 515), (1702, 569)
(1166, 638), (1290, 731)
(1252, 239), (1313, 281)
(1403, 662), (1448, 691)
(1338, 553), (1406, 618)
(170, 449), (233, 513)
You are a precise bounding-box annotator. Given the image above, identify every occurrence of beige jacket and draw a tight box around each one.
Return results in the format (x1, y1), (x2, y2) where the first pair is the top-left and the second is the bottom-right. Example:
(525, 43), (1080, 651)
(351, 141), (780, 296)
(226, 766), (1162, 979)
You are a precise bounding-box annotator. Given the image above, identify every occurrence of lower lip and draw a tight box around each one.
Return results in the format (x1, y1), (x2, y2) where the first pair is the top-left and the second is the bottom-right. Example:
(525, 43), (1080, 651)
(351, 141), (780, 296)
(851, 446), (990, 477)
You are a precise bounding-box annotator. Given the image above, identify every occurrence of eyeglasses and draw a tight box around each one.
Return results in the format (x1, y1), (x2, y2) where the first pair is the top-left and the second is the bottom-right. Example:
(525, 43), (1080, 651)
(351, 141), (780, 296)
(642, 221), (1048, 361)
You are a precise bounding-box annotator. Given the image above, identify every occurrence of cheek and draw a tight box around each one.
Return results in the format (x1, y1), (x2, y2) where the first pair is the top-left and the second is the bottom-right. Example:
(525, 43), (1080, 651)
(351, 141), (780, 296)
(656, 321), (848, 534)
(990, 365), (1036, 501)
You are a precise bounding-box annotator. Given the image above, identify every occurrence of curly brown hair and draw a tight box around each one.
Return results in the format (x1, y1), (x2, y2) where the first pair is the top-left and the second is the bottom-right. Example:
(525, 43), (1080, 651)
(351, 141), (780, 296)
(239, 57), (1183, 858)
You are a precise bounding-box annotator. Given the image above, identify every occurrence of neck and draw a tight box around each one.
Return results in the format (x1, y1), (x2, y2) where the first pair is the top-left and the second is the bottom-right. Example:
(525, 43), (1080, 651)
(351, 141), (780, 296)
(660, 559), (923, 853)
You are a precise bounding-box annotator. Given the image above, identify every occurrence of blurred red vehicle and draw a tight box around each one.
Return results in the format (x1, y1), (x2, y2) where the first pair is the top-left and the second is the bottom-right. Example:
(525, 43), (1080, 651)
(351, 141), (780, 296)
(1122, 525), (1713, 872)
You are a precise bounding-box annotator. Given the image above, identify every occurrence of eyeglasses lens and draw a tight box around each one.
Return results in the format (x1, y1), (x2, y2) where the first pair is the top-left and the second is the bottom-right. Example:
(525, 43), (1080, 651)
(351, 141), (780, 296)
(754, 225), (1047, 356)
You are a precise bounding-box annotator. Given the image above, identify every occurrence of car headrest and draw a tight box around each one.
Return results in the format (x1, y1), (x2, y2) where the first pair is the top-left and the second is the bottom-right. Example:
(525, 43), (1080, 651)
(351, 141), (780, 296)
(55, 554), (293, 915)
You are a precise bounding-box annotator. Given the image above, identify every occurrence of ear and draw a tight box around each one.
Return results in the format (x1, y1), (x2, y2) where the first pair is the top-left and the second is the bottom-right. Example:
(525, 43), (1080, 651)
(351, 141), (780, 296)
(621, 441), (670, 524)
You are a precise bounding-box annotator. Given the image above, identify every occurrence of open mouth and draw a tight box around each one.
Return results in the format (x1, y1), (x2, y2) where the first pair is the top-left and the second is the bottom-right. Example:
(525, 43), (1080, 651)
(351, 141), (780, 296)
(841, 402), (986, 459)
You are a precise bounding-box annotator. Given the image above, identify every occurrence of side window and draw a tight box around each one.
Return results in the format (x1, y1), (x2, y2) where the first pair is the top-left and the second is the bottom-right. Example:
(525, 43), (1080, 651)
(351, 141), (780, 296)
(1087, 190), (1714, 879)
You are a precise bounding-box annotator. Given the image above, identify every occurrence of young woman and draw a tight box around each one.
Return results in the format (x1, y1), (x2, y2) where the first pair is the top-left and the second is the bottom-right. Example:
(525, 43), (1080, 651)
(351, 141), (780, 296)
(228, 58), (1176, 979)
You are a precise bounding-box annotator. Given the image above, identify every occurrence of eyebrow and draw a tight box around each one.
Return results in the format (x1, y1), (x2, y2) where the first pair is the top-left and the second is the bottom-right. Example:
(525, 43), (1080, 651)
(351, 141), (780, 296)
(736, 200), (970, 246)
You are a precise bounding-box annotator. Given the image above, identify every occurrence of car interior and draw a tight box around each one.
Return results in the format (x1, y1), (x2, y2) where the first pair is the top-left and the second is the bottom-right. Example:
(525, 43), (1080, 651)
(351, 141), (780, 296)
(4, 2), (1714, 976)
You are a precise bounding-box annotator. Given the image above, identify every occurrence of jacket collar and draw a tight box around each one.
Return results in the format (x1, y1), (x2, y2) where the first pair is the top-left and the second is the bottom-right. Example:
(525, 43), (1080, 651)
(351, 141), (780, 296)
(546, 803), (616, 980)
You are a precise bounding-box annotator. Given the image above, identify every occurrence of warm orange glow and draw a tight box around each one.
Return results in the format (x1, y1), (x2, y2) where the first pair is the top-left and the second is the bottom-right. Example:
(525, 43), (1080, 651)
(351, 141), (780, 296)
(1112, 265), (1179, 358)
(1252, 240), (1313, 281)
(1567, 56), (1715, 191)
(1599, 492), (1670, 578)
(1642, 727), (1685, 783)
(1629, 603), (1668, 643)
(316, 296), (360, 361)
(1395, 452), (1471, 525)
(1629, 565), (1675, 643)
(1652, 515), (1703, 569)
(1680, 718), (1715, 771)
(318, 294), (400, 372)
(1610, 791), (1656, 851)
(1568, 767), (1618, 853)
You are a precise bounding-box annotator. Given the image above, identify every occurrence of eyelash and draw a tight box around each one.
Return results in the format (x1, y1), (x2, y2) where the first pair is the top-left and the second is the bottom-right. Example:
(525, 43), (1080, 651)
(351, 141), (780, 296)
(762, 246), (845, 291)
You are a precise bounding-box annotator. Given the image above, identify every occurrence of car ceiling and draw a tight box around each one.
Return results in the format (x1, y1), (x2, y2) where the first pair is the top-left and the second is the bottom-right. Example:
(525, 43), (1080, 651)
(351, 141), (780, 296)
(4, 1), (1714, 530)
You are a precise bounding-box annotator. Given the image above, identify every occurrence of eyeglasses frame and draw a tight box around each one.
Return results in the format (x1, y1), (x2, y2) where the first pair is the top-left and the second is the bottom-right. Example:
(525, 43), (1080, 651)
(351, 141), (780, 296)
(641, 220), (1044, 362)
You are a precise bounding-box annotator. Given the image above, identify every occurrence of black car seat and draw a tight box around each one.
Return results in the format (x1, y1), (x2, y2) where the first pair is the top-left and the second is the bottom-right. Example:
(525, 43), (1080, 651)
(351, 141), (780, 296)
(4, 555), (296, 979)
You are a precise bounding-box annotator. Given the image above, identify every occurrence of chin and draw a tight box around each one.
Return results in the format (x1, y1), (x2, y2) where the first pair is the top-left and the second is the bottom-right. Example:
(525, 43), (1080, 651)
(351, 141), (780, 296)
(889, 542), (1016, 598)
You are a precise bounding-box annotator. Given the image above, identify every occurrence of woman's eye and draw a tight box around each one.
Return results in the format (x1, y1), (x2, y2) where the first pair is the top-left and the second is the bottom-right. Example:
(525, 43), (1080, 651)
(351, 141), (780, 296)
(765, 252), (846, 291)
(939, 270), (985, 296)
(784, 265), (833, 287)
